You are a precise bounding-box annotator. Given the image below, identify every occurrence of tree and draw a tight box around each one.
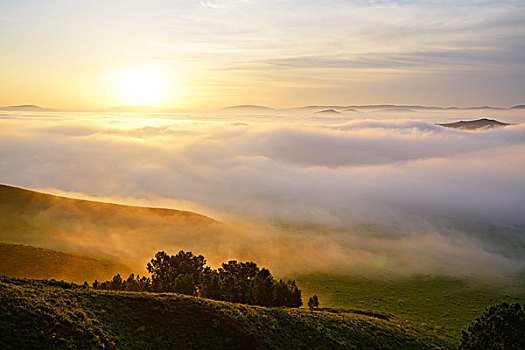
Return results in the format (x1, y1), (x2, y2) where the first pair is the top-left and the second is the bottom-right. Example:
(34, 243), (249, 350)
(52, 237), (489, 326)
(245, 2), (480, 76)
(285, 280), (303, 307)
(308, 295), (319, 310)
(199, 269), (222, 300)
(146, 250), (206, 294)
(459, 302), (524, 350)
(218, 260), (260, 303)
(249, 268), (274, 306)
(124, 273), (138, 291)
(95, 250), (304, 308)
(109, 274), (123, 290)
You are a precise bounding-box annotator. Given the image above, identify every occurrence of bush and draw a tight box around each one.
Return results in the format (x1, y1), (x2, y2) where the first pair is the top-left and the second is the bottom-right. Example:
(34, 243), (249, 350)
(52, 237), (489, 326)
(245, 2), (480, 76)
(459, 302), (524, 350)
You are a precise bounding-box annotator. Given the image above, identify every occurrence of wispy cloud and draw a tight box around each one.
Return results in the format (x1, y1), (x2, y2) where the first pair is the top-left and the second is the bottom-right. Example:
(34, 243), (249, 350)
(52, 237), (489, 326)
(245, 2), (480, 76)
(2, 0), (524, 107)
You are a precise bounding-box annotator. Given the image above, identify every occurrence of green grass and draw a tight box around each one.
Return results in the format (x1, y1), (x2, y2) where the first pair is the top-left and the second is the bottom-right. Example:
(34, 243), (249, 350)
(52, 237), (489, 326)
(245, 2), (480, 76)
(294, 273), (525, 341)
(0, 276), (454, 349)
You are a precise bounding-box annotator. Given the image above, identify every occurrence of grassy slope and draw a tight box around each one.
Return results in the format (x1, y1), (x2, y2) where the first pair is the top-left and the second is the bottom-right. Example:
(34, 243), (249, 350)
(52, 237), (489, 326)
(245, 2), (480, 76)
(1, 183), (522, 344)
(0, 277), (453, 350)
(0, 242), (130, 284)
(295, 274), (525, 340)
(0, 184), (224, 265)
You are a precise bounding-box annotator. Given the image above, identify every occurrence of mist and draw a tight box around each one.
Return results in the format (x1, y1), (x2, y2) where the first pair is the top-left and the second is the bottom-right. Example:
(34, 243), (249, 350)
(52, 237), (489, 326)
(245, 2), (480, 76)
(1, 107), (524, 277)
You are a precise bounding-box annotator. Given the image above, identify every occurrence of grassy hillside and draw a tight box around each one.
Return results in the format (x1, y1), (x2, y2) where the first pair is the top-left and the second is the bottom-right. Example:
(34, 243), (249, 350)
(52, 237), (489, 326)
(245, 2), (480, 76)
(1, 183), (522, 344)
(0, 276), (454, 349)
(295, 274), (525, 340)
(0, 242), (130, 284)
(0, 184), (225, 268)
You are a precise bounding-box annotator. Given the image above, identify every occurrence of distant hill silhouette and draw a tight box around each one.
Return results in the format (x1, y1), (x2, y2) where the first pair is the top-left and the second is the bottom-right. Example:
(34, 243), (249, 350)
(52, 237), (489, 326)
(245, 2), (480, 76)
(107, 106), (184, 113)
(381, 108), (414, 112)
(437, 118), (510, 130)
(0, 105), (47, 111)
(220, 105), (275, 112)
(315, 109), (340, 114)
(511, 105), (525, 109)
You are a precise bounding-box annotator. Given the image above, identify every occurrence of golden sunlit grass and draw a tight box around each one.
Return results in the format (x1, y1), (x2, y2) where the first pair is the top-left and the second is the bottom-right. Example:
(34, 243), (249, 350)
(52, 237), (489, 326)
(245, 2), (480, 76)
(0, 242), (129, 283)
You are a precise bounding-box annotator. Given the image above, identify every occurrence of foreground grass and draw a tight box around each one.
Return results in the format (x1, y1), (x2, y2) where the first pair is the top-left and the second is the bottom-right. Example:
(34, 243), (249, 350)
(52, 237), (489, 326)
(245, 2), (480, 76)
(294, 273), (525, 341)
(0, 276), (453, 349)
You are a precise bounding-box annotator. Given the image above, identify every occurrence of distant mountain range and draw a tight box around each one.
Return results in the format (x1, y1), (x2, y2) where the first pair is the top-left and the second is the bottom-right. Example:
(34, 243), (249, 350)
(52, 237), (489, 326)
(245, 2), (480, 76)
(2, 103), (524, 112)
(223, 104), (523, 112)
(294, 104), (514, 111)
(437, 118), (511, 130)
(0, 105), (185, 113)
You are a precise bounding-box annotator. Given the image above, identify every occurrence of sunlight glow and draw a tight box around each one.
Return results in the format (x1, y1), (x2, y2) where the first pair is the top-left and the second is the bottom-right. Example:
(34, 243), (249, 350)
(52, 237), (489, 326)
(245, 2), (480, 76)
(118, 69), (166, 106)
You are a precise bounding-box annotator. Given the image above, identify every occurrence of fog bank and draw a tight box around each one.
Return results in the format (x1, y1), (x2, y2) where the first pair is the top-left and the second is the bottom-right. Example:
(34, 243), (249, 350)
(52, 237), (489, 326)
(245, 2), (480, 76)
(1, 108), (524, 276)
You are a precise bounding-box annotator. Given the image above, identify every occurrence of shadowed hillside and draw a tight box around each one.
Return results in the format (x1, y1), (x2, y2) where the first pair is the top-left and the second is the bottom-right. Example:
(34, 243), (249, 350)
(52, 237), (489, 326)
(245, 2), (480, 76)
(0, 277), (454, 349)
(0, 242), (130, 283)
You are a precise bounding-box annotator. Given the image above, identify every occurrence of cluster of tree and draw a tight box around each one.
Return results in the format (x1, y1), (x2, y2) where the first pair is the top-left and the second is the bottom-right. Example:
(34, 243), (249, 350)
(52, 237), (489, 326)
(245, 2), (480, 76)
(94, 273), (151, 292)
(308, 295), (319, 310)
(459, 302), (524, 350)
(95, 250), (302, 308)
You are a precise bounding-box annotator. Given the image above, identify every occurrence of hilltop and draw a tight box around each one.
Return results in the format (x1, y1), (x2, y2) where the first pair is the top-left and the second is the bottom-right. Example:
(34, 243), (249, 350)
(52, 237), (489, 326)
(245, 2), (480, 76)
(315, 109), (341, 114)
(437, 118), (510, 130)
(0, 276), (453, 349)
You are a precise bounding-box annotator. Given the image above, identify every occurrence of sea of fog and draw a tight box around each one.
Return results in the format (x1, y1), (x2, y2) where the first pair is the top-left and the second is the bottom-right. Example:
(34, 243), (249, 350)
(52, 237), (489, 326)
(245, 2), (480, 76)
(1, 107), (524, 276)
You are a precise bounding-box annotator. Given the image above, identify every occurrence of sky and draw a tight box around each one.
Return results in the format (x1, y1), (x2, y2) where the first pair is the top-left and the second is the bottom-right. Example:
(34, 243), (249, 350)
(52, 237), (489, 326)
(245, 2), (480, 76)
(1, 0), (524, 110)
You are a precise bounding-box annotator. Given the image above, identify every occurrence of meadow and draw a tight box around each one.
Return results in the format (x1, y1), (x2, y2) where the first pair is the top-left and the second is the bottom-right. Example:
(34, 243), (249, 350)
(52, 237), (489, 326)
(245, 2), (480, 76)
(0, 276), (454, 349)
(1, 183), (524, 346)
(294, 273), (525, 339)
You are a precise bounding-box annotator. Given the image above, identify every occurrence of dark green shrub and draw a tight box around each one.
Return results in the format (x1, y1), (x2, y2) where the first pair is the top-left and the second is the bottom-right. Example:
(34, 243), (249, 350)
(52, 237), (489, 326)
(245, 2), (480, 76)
(459, 302), (524, 350)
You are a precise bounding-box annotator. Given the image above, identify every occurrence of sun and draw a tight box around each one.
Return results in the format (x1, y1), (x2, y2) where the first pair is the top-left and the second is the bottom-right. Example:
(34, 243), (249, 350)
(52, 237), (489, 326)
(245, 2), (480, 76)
(118, 69), (165, 106)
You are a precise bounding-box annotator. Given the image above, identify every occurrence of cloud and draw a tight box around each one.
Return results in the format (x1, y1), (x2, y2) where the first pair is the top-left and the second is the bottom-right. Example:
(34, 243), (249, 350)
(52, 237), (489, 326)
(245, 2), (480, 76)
(200, 0), (252, 9)
(0, 109), (524, 276)
(268, 47), (525, 71)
